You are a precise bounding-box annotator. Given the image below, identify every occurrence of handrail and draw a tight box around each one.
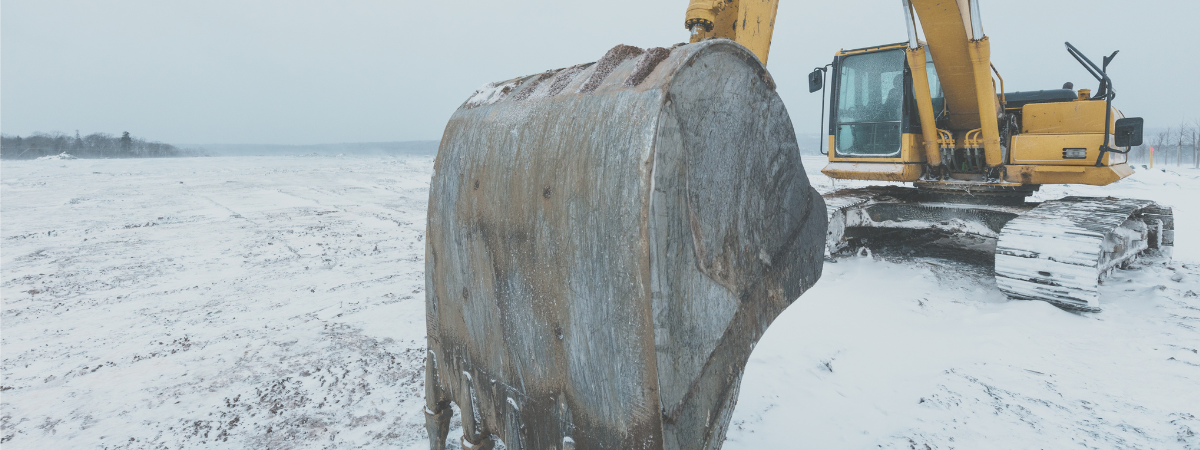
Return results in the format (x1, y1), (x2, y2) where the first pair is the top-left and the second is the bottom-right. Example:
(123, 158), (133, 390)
(815, 63), (833, 155)
(1064, 42), (1123, 166)
(990, 63), (1006, 107)
(1065, 42), (1112, 99)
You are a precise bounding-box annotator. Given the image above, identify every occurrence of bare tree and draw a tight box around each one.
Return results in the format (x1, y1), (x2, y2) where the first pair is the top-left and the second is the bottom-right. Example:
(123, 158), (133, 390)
(1178, 121), (1188, 167)
(1151, 127), (1172, 168)
(1193, 119), (1199, 169)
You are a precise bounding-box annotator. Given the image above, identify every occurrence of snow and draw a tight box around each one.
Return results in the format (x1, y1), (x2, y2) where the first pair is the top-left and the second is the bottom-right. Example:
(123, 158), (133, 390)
(463, 80), (519, 109)
(33, 153), (77, 161)
(2, 156), (434, 448)
(726, 245), (1200, 449)
(729, 157), (1200, 449)
(2, 155), (1198, 449)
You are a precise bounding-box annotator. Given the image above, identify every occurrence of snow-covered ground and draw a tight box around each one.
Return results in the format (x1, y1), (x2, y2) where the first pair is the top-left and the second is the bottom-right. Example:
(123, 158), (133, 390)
(2, 155), (1198, 449)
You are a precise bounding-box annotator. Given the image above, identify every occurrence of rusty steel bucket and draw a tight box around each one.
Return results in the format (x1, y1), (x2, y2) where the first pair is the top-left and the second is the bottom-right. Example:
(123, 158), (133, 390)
(424, 39), (827, 450)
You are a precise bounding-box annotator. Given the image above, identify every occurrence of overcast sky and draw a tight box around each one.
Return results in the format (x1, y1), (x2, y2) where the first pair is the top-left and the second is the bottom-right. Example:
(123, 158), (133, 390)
(2, 0), (1197, 145)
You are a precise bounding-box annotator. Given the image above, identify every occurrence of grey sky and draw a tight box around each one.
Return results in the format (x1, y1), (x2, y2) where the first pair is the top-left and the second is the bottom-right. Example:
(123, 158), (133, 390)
(3, 0), (1197, 145)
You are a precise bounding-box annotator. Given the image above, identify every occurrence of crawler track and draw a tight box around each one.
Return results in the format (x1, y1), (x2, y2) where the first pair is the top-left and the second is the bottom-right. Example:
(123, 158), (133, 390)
(995, 197), (1174, 311)
(823, 187), (1174, 311)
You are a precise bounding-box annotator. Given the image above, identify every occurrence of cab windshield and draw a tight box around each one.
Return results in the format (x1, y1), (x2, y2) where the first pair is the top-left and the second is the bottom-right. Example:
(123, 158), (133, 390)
(834, 49), (906, 157)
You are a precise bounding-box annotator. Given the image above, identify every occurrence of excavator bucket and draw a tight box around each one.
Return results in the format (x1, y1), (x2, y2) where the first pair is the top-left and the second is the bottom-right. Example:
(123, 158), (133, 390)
(424, 40), (826, 449)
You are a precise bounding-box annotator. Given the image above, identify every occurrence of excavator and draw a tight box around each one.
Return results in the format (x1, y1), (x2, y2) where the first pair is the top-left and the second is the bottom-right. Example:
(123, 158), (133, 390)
(423, 1), (1174, 449)
(808, 1), (1172, 313)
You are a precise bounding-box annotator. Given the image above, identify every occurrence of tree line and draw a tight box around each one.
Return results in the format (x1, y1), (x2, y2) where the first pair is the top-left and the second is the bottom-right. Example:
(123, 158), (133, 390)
(1126, 120), (1200, 169)
(0, 131), (195, 160)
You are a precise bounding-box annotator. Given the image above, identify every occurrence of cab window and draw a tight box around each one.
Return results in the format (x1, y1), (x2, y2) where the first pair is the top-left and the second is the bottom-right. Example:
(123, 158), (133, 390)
(835, 49), (905, 157)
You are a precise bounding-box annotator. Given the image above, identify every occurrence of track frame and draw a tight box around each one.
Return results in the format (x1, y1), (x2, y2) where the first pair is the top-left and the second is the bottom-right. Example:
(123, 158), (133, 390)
(823, 186), (1174, 311)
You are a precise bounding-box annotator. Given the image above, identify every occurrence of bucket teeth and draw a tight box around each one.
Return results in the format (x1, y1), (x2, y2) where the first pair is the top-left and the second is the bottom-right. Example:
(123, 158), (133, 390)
(625, 47), (672, 87)
(460, 43), (651, 111)
(459, 43), (702, 111)
(579, 44), (645, 93)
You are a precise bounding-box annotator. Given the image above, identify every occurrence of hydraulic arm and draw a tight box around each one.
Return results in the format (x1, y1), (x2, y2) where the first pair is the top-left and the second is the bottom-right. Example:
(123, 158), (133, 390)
(907, 0), (1003, 167)
(685, 0), (781, 64)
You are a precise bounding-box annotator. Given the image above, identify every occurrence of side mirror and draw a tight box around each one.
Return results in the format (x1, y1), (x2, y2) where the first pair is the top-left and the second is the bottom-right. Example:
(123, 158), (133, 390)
(1114, 117), (1143, 147)
(808, 69), (824, 93)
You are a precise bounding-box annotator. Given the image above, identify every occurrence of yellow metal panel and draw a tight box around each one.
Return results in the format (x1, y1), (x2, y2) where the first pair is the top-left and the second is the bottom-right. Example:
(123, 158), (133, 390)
(1035, 166), (1086, 173)
(1003, 163), (1134, 186)
(1010, 133), (1114, 166)
(1021, 100), (1116, 134)
(821, 161), (923, 182)
(736, 0), (781, 64)
(829, 133), (926, 163)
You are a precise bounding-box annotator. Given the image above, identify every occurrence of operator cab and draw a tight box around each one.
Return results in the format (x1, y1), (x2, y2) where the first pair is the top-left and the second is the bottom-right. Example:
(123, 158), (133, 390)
(828, 44), (944, 159)
(808, 41), (1140, 186)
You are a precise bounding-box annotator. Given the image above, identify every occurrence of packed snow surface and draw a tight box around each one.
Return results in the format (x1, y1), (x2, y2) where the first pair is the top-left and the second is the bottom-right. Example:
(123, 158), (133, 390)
(2, 155), (1198, 449)
(33, 153), (77, 161)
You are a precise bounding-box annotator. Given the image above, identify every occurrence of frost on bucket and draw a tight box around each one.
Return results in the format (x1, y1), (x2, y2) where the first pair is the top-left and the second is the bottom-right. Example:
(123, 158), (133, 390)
(424, 40), (827, 450)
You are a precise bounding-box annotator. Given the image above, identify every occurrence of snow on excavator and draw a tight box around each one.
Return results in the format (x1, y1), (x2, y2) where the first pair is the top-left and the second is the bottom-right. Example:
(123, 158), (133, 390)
(423, 0), (1173, 448)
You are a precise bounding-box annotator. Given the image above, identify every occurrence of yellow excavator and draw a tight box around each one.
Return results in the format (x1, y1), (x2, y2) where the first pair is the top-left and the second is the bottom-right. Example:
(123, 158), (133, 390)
(423, 1), (1174, 448)
(803, 1), (1171, 312)
(691, 0), (1172, 311)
